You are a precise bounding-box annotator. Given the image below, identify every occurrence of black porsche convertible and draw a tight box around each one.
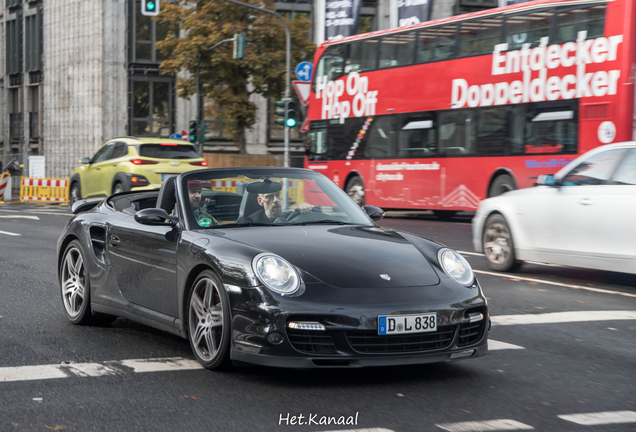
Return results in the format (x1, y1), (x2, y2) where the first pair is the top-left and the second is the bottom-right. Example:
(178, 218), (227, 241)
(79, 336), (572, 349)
(57, 167), (489, 369)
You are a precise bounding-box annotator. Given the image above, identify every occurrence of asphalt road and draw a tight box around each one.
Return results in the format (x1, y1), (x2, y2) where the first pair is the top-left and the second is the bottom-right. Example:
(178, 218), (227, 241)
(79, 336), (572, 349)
(1, 204), (634, 432)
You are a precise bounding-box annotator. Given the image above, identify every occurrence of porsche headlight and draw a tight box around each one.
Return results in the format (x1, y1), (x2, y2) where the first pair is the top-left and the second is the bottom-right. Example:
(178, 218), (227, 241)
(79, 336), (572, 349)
(438, 248), (474, 286)
(253, 254), (300, 295)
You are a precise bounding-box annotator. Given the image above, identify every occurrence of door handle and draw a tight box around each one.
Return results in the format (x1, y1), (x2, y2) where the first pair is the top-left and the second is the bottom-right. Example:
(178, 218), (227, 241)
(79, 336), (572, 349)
(578, 198), (593, 206)
(109, 235), (121, 247)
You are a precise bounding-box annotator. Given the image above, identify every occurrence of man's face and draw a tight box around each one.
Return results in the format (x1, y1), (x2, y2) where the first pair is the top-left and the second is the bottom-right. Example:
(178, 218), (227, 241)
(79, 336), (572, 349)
(257, 192), (282, 219)
(189, 189), (201, 209)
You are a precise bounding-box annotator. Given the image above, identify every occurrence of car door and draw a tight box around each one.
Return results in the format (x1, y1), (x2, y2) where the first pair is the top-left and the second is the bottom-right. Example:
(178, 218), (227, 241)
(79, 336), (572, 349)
(584, 148), (636, 267)
(101, 142), (129, 194)
(528, 148), (627, 261)
(82, 143), (114, 197)
(107, 215), (179, 317)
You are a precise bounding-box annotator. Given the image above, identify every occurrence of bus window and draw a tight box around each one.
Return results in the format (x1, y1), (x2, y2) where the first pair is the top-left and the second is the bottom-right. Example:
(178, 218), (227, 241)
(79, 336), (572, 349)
(379, 32), (416, 68)
(525, 102), (578, 154)
(309, 128), (328, 161)
(476, 107), (508, 156)
(315, 44), (345, 84)
(555, 5), (606, 43)
(346, 39), (380, 73)
(438, 110), (476, 155)
(398, 115), (437, 157)
(458, 16), (503, 57)
(416, 24), (457, 63)
(363, 116), (395, 158)
(505, 9), (553, 50)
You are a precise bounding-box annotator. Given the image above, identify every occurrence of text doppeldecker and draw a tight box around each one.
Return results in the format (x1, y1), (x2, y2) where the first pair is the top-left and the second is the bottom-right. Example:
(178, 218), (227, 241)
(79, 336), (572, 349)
(451, 31), (623, 108)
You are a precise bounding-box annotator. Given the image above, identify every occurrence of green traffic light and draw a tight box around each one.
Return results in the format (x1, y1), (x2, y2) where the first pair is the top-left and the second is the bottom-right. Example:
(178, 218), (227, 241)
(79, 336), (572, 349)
(286, 118), (297, 128)
(147, 2), (155, 10)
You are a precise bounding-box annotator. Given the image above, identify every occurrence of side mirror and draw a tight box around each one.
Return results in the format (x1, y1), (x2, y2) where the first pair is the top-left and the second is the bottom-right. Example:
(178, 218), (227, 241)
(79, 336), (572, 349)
(81, 157), (91, 164)
(362, 205), (385, 221)
(536, 174), (558, 186)
(135, 208), (178, 226)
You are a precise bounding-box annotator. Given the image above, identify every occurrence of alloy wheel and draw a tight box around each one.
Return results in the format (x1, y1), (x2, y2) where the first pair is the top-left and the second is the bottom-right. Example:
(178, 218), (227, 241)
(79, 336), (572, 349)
(483, 222), (512, 265)
(61, 247), (86, 318)
(189, 277), (225, 362)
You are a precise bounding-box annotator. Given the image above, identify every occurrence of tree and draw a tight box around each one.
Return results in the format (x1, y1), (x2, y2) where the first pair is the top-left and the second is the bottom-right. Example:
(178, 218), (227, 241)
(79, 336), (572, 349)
(156, 0), (316, 153)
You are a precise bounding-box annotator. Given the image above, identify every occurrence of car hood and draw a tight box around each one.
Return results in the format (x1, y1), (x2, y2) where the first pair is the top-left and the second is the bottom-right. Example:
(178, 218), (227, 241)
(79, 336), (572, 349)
(218, 225), (440, 288)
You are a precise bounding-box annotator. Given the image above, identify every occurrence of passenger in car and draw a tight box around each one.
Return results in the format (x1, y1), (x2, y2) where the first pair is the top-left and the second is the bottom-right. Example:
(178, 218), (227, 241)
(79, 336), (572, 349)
(188, 180), (219, 227)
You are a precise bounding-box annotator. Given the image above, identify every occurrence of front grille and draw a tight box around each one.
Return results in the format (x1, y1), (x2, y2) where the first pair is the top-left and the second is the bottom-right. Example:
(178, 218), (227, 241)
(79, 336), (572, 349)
(287, 328), (336, 354)
(457, 320), (486, 347)
(346, 325), (455, 354)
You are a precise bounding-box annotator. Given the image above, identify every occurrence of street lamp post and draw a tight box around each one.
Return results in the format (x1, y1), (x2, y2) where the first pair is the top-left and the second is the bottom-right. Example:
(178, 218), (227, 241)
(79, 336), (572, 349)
(222, 0), (291, 168)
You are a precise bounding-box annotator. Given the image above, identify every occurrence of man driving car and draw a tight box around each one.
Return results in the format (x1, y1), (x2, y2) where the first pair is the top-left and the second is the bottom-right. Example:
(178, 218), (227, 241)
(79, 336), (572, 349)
(238, 179), (311, 224)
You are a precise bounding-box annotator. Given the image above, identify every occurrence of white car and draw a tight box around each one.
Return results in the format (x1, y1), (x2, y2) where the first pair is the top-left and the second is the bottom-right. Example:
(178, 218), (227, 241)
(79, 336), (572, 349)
(473, 142), (636, 275)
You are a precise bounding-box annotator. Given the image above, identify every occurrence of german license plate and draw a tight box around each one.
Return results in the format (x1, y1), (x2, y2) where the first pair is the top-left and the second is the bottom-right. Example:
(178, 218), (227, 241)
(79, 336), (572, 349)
(378, 313), (437, 335)
(162, 174), (176, 181)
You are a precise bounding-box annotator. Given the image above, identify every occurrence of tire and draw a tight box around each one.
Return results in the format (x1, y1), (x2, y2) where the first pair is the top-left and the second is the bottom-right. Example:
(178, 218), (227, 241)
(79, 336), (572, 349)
(488, 174), (515, 197)
(482, 213), (521, 272)
(70, 182), (81, 205)
(60, 240), (116, 325)
(187, 270), (231, 370)
(433, 210), (457, 220)
(112, 182), (125, 195)
(345, 176), (365, 206)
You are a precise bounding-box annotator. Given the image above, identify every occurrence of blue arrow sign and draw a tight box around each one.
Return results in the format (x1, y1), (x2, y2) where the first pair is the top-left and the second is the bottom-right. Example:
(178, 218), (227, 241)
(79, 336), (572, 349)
(170, 133), (183, 139)
(295, 62), (313, 82)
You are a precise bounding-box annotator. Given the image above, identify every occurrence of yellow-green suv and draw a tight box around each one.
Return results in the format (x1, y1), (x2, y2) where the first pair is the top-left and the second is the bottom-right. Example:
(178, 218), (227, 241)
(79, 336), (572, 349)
(69, 137), (208, 203)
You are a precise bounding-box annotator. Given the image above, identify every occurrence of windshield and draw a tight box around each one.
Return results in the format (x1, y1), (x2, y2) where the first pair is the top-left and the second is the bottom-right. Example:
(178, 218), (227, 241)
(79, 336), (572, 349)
(179, 168), (372, 229)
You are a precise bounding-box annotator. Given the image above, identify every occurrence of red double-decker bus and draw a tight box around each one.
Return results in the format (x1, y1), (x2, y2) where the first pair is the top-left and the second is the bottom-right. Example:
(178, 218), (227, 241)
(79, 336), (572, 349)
(304, 0), (636, 217)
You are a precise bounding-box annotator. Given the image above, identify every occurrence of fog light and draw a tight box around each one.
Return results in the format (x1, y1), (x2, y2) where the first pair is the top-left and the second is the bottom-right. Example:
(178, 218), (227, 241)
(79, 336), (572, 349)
(267, 332), (283, 344)
(468, 312), (484, 323)
(450, 350), (475, 360)
(287, 322), (326, 331)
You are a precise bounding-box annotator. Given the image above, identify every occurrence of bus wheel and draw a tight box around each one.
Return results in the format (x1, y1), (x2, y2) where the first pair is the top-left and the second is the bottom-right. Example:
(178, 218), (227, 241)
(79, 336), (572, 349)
(432, 210), (457, 220)
(488, 174), (515, 197)
(346, 176), (365, 206)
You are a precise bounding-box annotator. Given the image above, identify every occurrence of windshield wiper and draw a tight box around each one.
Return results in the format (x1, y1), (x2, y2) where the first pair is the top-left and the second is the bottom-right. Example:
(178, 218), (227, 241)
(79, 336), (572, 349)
(294, 220), (354, 225)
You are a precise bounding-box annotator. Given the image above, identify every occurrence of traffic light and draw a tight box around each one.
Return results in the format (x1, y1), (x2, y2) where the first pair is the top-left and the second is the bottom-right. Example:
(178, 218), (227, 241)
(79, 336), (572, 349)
(189, 120), (198, 143)
(274, 100), (287, 126)
(141, 0), (160, 16)
(285, 100), (297, 128)
(198, 121), (211, 142)
(233, 33), (246, 60)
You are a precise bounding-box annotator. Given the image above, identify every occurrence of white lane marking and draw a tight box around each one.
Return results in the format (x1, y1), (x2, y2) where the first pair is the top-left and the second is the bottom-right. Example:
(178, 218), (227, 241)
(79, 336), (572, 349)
(458, 252), (563, 268)
(492, 310), (636, 326)
(0, 215), (39, 220)
(488, 340), (525, 351)
(0, 364), (68, 382)
(0, 209), (70, 216)
(0, 230), (21, 236)
(120, 357), (203, 373)
(0, 357), (201, 383)
(558, 411), (636, 425)
(474, 270), (636, 298)
(436, 419), (534, 431)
